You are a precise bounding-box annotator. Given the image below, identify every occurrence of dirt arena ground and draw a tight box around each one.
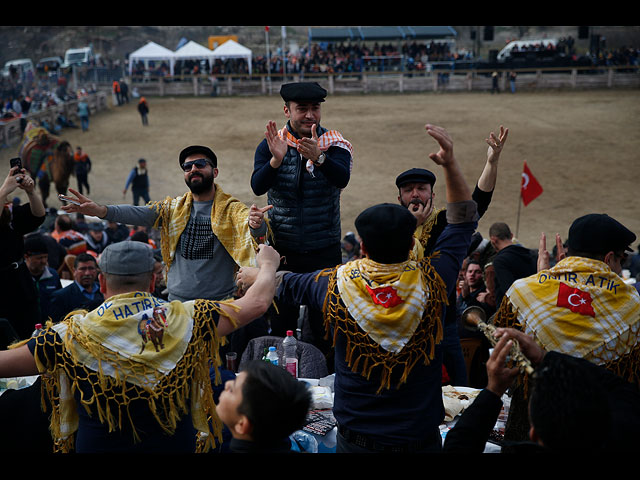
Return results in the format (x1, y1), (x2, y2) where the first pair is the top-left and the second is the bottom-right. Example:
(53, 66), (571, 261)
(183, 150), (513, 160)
(3, 88), (640, 252)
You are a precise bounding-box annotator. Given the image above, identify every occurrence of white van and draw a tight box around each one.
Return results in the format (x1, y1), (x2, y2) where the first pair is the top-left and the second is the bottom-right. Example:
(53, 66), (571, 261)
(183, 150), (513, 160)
(496, 39), (558, 62)
(1, 58), (35, 78)
(62, 47), (94, 68)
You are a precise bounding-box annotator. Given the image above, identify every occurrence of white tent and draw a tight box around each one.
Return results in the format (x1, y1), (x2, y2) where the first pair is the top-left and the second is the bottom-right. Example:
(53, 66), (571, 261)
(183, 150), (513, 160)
(173, 40), (216, 69)
(128, 41), (176, 76)
(211, 39), (253, 74)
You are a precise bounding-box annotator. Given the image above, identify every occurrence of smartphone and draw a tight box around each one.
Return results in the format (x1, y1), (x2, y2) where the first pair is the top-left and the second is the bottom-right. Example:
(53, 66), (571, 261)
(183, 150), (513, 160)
(58, 194), (82, 206)
(10, 157), (22, 174)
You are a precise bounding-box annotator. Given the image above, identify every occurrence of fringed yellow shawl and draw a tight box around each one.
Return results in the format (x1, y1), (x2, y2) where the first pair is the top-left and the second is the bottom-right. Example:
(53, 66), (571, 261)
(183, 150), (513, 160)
(409, 206), (446, 261)
(321, 256), (448, 393)
(493, 256), (640, 385)
(149, 184), (269, 272)
(27, 292), (238, 453)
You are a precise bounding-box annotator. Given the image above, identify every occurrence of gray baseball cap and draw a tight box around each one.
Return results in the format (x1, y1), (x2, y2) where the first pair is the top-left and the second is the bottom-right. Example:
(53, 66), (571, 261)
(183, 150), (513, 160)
(98, 241), (155, 275)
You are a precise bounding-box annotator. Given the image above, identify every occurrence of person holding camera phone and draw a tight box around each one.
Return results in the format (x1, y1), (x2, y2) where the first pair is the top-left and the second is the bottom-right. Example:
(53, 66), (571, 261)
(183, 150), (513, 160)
(1, 161), (47, 345)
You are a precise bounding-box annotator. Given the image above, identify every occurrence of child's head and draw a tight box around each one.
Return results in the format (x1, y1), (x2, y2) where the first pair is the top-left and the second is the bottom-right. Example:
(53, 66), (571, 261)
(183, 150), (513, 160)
(216, 360), (312, 443)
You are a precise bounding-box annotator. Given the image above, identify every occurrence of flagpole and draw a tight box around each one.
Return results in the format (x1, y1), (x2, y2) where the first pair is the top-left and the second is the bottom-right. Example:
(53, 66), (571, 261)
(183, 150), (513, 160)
(516, 194), (522, 239)
(265, 26), (271, 94)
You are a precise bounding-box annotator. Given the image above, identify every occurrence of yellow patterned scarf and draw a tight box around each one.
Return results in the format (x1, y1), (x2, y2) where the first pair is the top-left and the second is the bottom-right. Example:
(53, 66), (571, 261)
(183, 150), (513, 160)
(149, 184), (266, 272)
(496, 256), (640, 379)
(28, 293), (237, 453)
(409, 206), (446, 261)
(322, 256), (448, 392)
(336, 258), (427, 353)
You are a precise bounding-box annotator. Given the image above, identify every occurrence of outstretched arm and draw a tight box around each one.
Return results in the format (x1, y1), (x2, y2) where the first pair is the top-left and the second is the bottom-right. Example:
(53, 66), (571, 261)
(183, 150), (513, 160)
(477, 125), (509, 193)
(216, 245), (280, 337)
(0, 344), (39, 378)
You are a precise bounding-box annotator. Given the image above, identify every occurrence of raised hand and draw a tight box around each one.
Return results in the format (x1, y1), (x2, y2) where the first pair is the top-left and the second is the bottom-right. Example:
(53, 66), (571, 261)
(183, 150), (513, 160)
(485, 331), (521, 397)
(425, 124), (454, 167)
(248, 203), (273, 229)
(297, 123), (322, 163)
(265, 121), (288, 167)
(538, 232), (564, 272)
(486, 125), (509, 164)
(60, 188), (108, 218)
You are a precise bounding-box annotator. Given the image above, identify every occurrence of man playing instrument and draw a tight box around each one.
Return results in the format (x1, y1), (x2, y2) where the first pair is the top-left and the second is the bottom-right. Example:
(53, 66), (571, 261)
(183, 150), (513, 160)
(492, 213), (640, 445)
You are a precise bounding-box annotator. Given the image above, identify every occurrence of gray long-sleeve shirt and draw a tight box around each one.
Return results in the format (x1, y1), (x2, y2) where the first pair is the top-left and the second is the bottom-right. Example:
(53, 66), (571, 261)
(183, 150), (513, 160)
(104, 201), (266, 302)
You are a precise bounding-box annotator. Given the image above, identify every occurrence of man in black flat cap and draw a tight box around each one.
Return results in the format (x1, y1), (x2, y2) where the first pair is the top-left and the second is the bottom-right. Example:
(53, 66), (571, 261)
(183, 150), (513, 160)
(60, 145), (270, 305)
(250, 81), (353, 347)
(492, 212), (640, 446)
(395, 125), (508, 386)
(238, 124), (478, 452)
(396, 124), (508, 260)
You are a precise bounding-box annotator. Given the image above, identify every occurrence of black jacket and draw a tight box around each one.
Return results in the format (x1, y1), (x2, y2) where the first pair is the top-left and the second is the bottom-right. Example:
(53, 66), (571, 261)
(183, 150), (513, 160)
(492, 244), (537, 309)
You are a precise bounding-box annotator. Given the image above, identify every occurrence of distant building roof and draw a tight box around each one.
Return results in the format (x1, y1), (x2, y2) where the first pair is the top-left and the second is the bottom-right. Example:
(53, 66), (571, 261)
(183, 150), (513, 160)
(308, 26), (457, 42)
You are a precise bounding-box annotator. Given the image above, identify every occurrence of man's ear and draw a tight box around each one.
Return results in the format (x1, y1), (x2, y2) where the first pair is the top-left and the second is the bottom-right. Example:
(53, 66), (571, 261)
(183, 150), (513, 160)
(99, 273), (107, 294)
(233, 414), (253, 437)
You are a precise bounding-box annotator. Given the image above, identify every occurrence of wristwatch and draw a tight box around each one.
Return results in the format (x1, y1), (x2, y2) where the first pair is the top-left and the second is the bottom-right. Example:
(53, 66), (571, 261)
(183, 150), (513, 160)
(315, 152), (326, 166)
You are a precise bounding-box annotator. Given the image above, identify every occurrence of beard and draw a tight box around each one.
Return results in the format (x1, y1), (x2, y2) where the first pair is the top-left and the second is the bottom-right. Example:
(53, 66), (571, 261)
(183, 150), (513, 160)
(185, 171), (214, 194)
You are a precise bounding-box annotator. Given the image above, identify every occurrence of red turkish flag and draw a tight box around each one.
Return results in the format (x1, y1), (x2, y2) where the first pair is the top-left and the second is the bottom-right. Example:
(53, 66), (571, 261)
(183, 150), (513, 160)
(521, 161), (543, 206)
(556, 282), (596, 317)
(365, 285), (404, 309)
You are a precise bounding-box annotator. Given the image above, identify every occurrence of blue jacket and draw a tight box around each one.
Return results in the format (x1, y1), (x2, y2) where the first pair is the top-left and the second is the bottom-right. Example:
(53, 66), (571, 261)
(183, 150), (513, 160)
(49, 281), (104, 322)
(275, 212), (477, 446)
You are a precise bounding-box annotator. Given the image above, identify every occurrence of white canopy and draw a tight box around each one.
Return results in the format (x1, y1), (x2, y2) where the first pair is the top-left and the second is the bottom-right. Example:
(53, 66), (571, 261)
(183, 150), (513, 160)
(173, 40), (216, 62)
(211, 39), (253, 74)
(128, 41), (176, 75)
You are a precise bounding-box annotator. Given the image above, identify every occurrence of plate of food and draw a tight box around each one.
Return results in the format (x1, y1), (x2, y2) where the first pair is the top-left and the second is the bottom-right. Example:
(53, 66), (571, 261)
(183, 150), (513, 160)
(442, 385), (481, 421)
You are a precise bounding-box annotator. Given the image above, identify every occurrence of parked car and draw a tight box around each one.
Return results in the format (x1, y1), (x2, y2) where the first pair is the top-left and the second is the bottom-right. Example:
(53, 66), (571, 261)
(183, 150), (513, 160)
(36, 56), (64, 73)
(1, 58), (35, 78)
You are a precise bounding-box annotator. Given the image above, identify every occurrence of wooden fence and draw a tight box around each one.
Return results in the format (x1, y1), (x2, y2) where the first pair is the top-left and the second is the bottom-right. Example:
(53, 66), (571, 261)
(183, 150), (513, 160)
(3, 66), (637, 148)
(129, 65), (640, 98)
(1, 91), (108, 148)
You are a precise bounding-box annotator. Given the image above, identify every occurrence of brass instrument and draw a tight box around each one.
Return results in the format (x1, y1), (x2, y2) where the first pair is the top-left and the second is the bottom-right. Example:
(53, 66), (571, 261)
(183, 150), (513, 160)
(460, 306), (534, 375)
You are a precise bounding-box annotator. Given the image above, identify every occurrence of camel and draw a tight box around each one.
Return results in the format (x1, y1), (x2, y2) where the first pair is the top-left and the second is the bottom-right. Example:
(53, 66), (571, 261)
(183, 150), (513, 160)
(18, 122), (75, 207)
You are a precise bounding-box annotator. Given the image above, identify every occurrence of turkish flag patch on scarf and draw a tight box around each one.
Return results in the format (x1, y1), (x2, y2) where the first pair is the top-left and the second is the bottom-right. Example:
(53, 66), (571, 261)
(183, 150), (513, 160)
(366, 285), (404, 309)
(556, 282), (596, 317)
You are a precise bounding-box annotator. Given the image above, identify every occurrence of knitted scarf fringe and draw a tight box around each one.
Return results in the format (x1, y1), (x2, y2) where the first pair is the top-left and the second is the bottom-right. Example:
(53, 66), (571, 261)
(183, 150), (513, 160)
(34, 300), (234, 453)
(318, 257), (448, 394)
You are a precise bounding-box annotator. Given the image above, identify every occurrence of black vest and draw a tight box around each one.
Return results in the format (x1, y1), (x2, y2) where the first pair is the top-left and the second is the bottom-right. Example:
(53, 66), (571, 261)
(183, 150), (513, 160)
(131, 168), (148, 190)
(267, 125), (342, 252)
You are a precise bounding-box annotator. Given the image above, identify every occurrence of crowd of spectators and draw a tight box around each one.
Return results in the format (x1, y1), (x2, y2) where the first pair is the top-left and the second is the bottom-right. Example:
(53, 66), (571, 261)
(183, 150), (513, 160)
(1, 66), (98, 127)
(130, 38), (640, 81)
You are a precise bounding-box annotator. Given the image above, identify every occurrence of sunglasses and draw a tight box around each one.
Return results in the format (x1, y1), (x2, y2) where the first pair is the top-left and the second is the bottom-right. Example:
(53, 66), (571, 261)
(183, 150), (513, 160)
(182, 158), (212, 172)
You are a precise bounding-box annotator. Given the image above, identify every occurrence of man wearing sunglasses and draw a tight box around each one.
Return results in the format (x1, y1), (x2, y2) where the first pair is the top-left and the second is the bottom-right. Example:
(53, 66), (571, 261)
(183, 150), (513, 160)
(61, 145), (270, 305)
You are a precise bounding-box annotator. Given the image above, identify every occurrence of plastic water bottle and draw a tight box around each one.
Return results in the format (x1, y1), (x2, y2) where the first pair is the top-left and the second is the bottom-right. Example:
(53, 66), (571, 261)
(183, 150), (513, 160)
(283, 330), (298, 378)
(266, 346), (279, 366)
